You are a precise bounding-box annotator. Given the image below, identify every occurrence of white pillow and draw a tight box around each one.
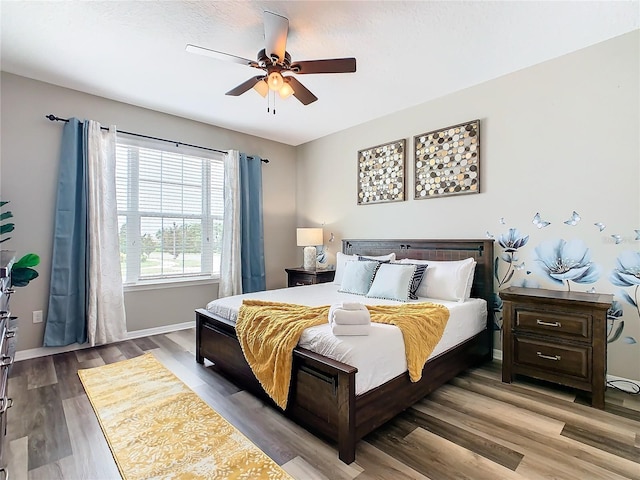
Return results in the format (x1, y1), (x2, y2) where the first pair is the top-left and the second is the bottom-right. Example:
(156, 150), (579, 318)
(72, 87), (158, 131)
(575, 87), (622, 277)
(338, 260), (379, 295)
(366, 263), (416, 302)
(334, 251), (396, 285)
(400, 257), (476, 302)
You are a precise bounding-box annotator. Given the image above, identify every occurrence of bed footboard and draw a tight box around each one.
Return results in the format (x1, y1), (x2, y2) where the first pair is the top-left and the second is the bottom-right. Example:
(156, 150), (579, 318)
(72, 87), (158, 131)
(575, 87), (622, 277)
(196, 308), (359, 463)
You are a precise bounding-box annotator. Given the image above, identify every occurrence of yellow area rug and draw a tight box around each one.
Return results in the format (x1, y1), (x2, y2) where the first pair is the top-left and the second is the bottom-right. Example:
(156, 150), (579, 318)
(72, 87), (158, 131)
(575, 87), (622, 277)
(78, 352), (292, 480)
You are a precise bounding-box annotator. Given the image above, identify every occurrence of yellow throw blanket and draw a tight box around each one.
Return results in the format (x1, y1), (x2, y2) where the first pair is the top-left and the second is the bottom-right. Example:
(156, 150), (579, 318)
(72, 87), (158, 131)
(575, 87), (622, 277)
(236, 300), (450, 409)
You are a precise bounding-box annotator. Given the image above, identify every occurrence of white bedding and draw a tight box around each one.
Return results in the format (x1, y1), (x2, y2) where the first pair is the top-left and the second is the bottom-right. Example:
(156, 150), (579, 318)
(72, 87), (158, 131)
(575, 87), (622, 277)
(206, 282), (487, 395)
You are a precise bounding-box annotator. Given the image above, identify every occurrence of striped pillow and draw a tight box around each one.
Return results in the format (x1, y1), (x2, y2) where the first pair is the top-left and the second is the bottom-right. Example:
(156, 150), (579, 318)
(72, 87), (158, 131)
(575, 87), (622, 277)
(405, 263), (428, 299)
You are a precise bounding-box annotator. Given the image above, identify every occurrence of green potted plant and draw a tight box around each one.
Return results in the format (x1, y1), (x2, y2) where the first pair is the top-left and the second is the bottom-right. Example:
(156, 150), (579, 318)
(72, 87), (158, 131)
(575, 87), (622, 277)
(0, 201), (40, 287)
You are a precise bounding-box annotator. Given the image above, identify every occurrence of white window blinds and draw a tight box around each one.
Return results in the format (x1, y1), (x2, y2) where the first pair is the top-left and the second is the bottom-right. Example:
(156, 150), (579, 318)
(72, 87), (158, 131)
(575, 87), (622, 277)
(115, 136), (224, 284)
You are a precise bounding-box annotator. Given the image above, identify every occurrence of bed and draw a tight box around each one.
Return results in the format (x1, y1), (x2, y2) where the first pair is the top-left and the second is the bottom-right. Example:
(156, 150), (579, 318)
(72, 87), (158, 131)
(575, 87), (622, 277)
(195, 238), (495, 464)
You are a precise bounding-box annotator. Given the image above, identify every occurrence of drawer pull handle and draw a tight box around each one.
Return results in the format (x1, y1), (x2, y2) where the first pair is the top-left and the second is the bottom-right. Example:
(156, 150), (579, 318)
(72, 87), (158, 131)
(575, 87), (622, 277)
(0, 355), (12, 367)
(536, 319), (561, 328)
(5, 330), (15, 339)
(537, 351), (561, 361)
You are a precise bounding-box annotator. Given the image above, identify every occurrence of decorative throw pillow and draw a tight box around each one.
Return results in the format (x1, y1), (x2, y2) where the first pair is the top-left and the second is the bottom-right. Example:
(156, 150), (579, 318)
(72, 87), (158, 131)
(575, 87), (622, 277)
(338, 260), (379, 295)
(333, 252), (396, 285)
(400, 257), (476, 302)
(395, 262), (428, 299)
(366, 263), (416, 302)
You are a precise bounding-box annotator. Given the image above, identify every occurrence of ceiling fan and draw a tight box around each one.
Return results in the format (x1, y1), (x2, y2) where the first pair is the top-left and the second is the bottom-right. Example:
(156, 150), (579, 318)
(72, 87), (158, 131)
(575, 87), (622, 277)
(186, 11), (356, 106)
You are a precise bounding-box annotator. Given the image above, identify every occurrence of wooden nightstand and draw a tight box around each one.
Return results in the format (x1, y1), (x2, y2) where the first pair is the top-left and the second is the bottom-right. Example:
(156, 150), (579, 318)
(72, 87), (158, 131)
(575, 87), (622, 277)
(500, 286), (613, 409)
(285, 267), (335, 287)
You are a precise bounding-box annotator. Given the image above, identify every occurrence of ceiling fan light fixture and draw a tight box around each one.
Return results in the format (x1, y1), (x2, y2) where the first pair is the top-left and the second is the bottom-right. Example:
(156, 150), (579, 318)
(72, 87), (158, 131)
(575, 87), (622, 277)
(253, 79), (269, 97)
(278, 81), (295, 99)
(267, 71), (284, 91)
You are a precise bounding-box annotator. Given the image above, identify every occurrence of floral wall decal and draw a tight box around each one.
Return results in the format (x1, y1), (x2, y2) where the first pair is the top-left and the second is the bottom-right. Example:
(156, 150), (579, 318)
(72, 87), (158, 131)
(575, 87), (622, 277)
(489, 212), (639, 354)
(496, 228), (529, 288)
(533, 238), (601, 290)
(609, 250), (640, 344)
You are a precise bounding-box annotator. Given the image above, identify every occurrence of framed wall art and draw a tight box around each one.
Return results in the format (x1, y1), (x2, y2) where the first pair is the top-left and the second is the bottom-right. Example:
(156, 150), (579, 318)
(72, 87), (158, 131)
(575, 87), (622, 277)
(413, 119), (480, 200)
(357, 139), (405, 205)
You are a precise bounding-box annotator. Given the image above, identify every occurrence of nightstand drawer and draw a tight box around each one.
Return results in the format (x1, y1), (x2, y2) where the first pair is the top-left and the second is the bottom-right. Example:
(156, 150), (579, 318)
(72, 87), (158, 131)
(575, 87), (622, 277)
(515, 309), (591, 341)
(292, 274), (315, 286)
(514, 336), (590, 380)
(285, 268), (335, 288)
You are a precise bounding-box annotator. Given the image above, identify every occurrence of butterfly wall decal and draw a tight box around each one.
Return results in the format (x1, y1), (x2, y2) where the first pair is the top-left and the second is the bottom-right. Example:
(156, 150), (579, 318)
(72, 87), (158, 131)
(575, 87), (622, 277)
(532, 212), (550, 229)
(594, 222), (606, 232)
(635, 229), (640, 241)
(486, 231), (494, 239)
(499, 217), (506, 225)
(611, 234), (622, 244)
(564, 211), (581, 226)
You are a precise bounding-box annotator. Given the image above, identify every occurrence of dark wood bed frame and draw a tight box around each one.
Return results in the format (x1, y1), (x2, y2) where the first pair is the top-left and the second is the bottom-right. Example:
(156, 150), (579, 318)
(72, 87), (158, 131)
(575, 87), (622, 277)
(195, 239), (495, 464)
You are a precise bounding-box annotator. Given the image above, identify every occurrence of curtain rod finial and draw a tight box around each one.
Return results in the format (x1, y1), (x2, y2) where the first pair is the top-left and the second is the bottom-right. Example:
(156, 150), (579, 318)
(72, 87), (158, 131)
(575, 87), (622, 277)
(46, 114), (56, 121)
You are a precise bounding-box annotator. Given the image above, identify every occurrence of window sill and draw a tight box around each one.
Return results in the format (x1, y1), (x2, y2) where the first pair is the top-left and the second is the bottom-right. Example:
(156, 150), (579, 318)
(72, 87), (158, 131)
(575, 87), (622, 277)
(124, 276), (219, 292)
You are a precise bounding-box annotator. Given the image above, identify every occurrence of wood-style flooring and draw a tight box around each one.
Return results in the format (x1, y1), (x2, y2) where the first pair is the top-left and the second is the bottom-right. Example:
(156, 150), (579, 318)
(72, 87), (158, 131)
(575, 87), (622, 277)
(6, 328), (640, 479)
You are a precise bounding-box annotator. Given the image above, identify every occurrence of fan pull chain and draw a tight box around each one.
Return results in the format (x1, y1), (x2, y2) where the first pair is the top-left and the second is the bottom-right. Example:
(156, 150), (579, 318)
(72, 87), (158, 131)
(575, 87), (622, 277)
(265, 91), (278, 115)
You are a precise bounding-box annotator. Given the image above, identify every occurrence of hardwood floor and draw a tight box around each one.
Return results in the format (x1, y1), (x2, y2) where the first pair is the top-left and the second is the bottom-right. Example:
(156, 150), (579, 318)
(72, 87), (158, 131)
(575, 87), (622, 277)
(6, 328), (640, 479)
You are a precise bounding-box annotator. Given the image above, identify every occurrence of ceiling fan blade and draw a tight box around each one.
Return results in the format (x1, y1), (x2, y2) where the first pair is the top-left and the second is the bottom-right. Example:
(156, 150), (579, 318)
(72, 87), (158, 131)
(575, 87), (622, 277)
(263, 11), (288, 63)
(290, 58), (356, 74)
(226, 76), (264, 96)
(286, 77), (318, 105)
(186, 44), (257, 68)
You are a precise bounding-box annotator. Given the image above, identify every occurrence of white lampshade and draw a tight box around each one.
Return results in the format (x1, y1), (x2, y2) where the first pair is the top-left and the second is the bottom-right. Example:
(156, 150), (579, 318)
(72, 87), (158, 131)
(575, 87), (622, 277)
(279, 81), (295, 99)
(297, 228), (323, 270)
(296, 228), (323, 246)
(253, 79), (269, 97)
(268, 71), (285, 91)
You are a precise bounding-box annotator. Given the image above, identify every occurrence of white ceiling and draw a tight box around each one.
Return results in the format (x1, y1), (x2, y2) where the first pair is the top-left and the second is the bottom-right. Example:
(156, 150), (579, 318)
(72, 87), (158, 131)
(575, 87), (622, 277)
(1, 1), (638, 146)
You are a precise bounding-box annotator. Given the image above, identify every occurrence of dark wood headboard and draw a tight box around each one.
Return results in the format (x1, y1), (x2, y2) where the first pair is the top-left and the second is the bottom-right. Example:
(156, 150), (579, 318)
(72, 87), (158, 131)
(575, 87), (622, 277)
(343, 238), (495, 348)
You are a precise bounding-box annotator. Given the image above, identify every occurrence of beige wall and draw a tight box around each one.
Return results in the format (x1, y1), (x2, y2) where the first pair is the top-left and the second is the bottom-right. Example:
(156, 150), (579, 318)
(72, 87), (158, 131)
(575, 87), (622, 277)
(296, 31), (640, 381)
(0, 73), (298, 351)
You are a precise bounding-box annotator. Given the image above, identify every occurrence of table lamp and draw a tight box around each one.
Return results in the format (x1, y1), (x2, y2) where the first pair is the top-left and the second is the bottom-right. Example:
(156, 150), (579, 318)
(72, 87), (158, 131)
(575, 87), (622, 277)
(296, 228), (323, 270)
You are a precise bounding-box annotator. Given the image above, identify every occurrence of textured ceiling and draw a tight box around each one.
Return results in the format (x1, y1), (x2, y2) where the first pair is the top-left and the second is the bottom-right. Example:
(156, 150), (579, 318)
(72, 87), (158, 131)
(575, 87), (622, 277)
(1, 1), (638, 146)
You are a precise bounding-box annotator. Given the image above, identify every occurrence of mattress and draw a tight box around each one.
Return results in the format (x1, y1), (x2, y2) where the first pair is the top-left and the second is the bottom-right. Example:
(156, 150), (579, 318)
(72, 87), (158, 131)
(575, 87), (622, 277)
(206, 282), (487, 395)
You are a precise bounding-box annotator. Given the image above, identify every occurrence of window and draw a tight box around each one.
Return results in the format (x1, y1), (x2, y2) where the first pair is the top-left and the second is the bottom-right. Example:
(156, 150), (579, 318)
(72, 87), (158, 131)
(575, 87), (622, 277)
(115, 135), (224, 285)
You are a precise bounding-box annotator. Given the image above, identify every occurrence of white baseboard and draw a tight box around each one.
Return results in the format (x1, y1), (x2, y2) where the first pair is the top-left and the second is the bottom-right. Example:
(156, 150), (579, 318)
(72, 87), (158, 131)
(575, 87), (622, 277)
(14, 321), (196, 362)
(493, 349), (503, 361)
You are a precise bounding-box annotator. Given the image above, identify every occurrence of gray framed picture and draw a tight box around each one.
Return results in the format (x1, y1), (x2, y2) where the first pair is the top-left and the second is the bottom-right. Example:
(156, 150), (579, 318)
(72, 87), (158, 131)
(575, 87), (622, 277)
(414, 120), (480, 199)
(357, 139), (406, 205)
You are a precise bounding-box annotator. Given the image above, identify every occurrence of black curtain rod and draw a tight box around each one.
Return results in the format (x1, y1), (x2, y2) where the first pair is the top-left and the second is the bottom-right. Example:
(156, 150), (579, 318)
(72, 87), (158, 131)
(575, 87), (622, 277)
(45, 114), (269, 163)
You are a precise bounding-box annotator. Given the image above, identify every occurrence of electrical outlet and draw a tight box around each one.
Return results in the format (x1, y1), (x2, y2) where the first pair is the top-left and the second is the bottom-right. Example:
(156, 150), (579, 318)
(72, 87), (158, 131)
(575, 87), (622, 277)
(33, 310), (43, 323)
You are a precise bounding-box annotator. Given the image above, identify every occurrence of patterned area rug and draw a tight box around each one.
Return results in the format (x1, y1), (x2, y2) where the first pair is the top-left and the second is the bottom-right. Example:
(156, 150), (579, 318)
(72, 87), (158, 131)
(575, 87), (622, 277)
(78, 352), (292, 480)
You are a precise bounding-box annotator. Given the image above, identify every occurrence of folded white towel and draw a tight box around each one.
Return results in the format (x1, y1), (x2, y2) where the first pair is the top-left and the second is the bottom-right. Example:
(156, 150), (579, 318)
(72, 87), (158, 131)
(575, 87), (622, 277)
(341, 302), (366, 311)
(332, 308), (371, 326)
(331, 323), (371, 336)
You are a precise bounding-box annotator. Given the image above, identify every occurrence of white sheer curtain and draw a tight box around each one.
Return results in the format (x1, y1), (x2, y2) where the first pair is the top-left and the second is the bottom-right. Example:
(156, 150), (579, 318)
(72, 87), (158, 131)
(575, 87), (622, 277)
(86, 121), (126, 345)
(219, 149), (242, 297)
